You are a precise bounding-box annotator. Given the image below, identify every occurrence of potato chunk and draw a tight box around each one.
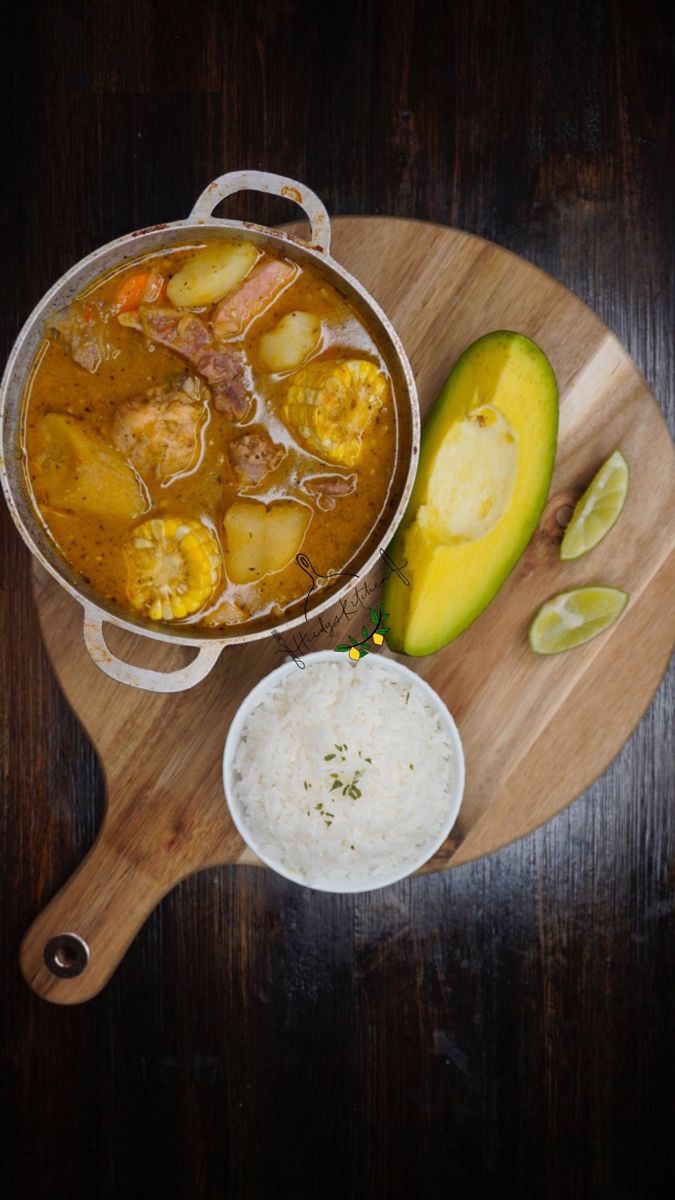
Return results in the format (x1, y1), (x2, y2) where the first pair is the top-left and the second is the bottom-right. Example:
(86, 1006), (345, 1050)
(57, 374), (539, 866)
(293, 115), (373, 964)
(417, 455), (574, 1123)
(166, 242), (259, 308)
(33, 413), (146, 519)
(259, 311), (321, 372)
(224, 499), (311, 584)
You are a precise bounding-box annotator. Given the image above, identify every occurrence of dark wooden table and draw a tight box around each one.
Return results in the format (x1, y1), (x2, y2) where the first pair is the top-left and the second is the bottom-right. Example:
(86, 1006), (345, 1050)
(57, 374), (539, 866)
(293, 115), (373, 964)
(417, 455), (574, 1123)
(1, 2), (673, 1196)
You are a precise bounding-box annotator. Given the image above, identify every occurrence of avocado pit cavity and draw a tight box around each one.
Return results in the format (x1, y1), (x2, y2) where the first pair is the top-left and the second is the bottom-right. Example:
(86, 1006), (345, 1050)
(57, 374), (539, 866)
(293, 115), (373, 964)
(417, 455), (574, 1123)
(416, 404), (518, 544)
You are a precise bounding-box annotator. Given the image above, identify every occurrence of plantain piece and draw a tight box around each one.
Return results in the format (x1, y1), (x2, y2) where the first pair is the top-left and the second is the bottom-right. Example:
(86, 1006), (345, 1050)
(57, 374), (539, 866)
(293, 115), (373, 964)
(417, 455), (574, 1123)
(33, 412), (146, 519)
(125, 517), (222, 621)
(282, 358), (386, 467)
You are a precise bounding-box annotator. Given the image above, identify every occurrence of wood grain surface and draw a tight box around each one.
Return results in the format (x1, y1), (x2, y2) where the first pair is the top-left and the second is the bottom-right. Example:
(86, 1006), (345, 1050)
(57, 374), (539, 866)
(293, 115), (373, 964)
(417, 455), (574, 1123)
(1, 0), (673, 1196)
(18, 215), (675, 1005)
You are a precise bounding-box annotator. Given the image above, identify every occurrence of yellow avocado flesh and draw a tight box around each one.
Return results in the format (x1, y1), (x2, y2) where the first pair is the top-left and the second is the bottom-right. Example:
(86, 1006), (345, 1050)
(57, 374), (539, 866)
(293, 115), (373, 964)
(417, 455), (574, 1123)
(384, 331), (558, 655)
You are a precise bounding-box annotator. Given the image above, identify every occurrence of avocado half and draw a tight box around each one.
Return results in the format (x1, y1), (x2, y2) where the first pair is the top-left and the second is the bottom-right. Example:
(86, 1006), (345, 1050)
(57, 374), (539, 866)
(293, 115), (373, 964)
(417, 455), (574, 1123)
(384, 330), (559, 656)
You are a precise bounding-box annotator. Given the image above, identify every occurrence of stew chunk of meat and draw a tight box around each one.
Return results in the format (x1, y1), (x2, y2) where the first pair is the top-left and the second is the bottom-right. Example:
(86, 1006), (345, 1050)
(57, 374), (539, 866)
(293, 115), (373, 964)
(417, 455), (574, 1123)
(138, 306), (251, 419)
(302, 472), (358, 510)
(212, 259), (296, 342)
(228, 429), (285, 485)
(198, 350), (251, 419)
(51, 302), (110, 374)
(140, 307), (212, 361)
(113, 377), (206, 485)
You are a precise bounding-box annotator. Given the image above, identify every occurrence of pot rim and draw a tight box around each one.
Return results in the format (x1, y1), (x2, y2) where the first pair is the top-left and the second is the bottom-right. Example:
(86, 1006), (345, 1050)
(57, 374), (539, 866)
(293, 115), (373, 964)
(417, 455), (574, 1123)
(1, 181), (419, 653)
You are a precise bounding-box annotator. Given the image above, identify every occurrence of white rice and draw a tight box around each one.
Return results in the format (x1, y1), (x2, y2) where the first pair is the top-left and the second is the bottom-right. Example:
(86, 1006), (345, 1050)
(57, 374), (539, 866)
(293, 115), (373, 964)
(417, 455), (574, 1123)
(231, 657), (459, 889)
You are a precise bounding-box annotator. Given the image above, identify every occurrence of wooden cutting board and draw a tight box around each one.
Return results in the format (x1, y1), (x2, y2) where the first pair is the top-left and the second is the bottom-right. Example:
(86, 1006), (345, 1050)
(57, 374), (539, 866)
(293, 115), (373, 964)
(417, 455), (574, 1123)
(20, 216), (675, 1004)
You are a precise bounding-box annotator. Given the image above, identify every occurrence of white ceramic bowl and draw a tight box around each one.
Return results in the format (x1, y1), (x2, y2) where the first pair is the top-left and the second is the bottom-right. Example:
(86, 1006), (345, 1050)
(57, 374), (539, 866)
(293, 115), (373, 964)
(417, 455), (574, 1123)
(223, 650), (465, 892)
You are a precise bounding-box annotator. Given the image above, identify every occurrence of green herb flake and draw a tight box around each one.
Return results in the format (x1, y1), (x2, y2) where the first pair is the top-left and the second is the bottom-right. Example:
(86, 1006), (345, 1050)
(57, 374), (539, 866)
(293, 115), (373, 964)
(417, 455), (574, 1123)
(324, 753), (336, 761)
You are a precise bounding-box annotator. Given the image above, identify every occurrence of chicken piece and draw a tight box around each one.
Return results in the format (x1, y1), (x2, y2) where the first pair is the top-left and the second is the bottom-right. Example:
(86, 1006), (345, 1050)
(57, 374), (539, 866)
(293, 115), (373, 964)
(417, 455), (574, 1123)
(302, 472), (358, 511)
(212, 259), (296, 342)
(50, 302), (109, 374)
(228, 429), (285, 485)
(113, 377), (206, 485)
(283, 359), (387, 467)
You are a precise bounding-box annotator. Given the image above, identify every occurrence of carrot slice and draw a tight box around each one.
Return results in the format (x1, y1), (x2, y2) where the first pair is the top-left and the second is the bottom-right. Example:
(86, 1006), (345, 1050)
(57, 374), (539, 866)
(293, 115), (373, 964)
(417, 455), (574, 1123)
(115, 271), (166, 313)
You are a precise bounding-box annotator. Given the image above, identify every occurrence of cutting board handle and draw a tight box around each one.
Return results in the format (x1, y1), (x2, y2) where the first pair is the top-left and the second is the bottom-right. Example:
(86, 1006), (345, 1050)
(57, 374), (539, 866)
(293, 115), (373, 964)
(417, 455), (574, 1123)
(20, 831), (169, 1004)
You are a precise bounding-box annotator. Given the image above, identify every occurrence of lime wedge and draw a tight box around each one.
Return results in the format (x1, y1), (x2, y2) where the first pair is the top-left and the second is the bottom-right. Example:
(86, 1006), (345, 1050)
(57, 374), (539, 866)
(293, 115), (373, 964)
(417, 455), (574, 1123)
(529, 586), (629, 654)
(560, 450), (630, 561)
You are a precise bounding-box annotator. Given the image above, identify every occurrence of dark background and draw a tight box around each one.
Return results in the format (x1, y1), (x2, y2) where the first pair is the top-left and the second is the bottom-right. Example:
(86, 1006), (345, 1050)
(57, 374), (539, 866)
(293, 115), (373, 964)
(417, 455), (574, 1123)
(1, 2), (673, 1197)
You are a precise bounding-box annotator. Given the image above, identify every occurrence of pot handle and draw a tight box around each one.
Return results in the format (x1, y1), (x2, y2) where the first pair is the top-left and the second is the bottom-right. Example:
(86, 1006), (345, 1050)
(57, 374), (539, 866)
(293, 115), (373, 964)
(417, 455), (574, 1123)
(82, 606), (223, 692)
(189, 170), (331, 254)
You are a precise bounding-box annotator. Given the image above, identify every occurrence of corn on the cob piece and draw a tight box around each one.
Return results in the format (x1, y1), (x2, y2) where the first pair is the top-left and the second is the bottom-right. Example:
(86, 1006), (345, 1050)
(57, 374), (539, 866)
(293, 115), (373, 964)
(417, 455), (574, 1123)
(283, 358), (387, 467)
(125, 517), (221, 622)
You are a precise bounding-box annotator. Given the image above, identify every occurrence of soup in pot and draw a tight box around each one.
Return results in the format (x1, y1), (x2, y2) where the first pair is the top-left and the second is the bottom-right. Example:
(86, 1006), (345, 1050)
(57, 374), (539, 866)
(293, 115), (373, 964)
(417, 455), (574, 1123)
(21, 238), (399, 629)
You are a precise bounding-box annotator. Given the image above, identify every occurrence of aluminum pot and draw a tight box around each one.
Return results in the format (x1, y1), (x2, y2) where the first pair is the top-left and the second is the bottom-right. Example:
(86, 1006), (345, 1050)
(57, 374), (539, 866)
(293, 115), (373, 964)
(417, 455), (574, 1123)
(1, 171), (419, 692)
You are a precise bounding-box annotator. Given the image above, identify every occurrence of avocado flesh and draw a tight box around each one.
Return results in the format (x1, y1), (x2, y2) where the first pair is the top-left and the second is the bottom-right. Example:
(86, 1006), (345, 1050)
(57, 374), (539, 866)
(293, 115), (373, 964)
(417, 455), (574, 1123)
(384, 331), (558, 656)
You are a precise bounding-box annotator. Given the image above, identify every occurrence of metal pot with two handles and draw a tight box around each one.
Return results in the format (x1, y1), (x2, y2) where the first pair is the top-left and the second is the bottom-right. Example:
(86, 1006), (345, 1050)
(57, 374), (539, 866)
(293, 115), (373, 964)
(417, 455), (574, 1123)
(1, 171), (419, 692)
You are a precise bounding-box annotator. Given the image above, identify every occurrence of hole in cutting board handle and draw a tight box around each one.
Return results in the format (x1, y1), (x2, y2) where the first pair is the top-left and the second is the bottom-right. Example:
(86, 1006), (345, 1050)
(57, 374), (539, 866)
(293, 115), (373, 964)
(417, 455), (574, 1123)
(43, 933), (90, 978)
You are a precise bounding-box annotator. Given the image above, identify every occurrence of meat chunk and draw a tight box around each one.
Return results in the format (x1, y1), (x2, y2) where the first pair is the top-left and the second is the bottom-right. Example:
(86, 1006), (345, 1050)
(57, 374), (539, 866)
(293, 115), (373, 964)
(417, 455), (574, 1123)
(140, 307), (212, 363)
(210, 374), (249, 422)
(196, 348), (250, 419)
(113, 376), (206, 485)
(50, 302), (109, 374)
(228, 429), (285, 485)
(302, 472), (358, 510)
(139, 307), (251, 420)
(212, 259), (296, 342)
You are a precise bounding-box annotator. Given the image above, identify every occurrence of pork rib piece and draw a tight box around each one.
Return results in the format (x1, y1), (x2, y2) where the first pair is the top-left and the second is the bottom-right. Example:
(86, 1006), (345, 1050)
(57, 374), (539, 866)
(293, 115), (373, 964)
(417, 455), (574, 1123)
(139, 307), (251, 419)
(212, 260), (296, 342)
